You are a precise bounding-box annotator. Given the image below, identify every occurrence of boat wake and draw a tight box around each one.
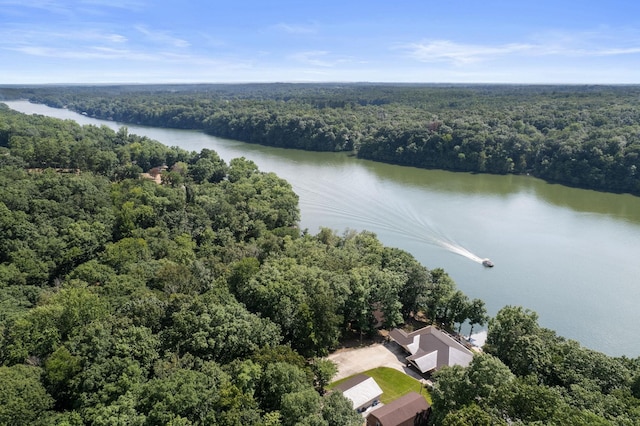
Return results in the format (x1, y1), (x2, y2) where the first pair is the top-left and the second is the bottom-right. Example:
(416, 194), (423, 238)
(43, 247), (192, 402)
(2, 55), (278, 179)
(433, 238), (485, 264)
(411, 215), (487, 265)
(296, 178), (489, 265)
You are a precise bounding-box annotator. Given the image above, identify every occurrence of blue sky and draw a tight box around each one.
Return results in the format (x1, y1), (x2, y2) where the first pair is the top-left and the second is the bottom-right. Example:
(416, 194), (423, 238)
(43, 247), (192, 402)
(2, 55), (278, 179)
(2, 0), (640, 84)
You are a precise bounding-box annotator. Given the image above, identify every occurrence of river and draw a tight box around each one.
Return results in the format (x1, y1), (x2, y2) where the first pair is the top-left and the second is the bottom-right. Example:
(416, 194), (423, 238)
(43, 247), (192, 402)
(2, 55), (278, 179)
(6, 100), (640, 357)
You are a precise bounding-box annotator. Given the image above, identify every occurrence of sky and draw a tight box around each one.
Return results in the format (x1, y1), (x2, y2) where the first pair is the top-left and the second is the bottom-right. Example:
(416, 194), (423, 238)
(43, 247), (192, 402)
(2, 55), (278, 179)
(2, 0), (640, 84)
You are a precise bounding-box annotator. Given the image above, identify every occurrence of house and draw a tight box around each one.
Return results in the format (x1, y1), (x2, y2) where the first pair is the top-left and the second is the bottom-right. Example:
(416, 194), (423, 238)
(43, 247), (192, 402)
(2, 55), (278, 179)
(333, 374), (383, 413)
(389, 325), (473, 373)
(141, 165), (168, 184)
(366, 392), (431, 426)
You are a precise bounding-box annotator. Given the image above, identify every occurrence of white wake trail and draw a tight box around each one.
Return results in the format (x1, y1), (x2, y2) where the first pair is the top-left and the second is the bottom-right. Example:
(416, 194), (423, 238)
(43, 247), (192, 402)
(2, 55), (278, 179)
(434, 239), (484, 263)
(297, 179), (490, 265)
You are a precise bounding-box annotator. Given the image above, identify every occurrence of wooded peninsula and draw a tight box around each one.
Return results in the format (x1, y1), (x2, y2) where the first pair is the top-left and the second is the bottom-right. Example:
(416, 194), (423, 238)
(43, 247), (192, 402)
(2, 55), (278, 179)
(1, 85), (640, 425)
(3, 83), (640, 195)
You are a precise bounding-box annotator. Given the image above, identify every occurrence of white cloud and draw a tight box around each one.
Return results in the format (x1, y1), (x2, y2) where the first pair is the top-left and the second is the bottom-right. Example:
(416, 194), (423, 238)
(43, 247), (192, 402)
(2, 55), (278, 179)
(528, 28), (640, 57)
(135, 25), (190, 48)
(10, 44), (155, 60)
(594, 47), (640, 56)
(106, 33), (127, 43)
(401, 29), (640, 65)
(79, 0), (146, 10)
(0, 25), (128, 45)
(0, 0), (146, 16)
(401, 40), (533, 64)
(272, 23), (317, 34)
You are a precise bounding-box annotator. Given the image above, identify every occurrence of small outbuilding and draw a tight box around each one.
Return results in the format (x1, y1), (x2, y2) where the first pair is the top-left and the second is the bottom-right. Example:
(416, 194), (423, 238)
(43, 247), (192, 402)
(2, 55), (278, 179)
(366, 391), (431, 426)
(333, 374), (384, 412)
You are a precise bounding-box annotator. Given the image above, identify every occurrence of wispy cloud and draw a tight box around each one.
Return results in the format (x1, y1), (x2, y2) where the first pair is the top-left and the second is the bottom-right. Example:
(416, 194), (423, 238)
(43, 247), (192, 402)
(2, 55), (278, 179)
(6, 42), (247, 69)
(0, 26), (128, 49)
(0, 0), (146, 16)
(79, 0), (146, 10)
(0, 0), (72, 16)
(106, 33), (127, 43)
(135, 25), (190, 48)
(401, 29), (640, 65)
(528, 28), (640, 57)
(10, 44), (157, 61)
(272, 22), (317, 35)
(290, 50), (346, 67)
(0, 24), (248, 70)
(402, 40), (533, 64)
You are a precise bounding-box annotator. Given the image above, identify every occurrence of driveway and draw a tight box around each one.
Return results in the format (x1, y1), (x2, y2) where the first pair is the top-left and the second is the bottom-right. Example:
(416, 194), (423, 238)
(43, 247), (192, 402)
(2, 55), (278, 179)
(328, 341), (424, 381)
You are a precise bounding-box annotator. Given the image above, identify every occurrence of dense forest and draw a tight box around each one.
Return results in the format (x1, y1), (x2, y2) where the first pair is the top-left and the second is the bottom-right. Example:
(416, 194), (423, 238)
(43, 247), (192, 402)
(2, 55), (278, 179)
(1, 96), (640, 425)
(2, 83), (639, 195)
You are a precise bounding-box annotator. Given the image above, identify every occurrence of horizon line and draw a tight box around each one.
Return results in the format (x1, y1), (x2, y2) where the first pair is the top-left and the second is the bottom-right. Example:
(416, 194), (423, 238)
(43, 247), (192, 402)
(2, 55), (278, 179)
(2, 81), (640, 87)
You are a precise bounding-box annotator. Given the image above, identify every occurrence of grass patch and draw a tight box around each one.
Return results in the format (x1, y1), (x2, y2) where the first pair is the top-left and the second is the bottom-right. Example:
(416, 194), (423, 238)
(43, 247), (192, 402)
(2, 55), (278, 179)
(330, 367), (431, 405)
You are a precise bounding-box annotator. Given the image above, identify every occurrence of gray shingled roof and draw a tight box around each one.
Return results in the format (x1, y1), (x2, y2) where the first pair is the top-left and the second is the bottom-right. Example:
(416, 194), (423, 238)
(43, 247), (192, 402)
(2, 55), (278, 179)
(389, 326), (473, 372)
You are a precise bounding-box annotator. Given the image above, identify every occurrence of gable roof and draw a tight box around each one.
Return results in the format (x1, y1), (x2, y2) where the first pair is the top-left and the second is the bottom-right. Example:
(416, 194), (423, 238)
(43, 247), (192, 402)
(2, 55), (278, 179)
(389, 326), (473, 373)
(367, 392), (430, 426)
(334, 374), (383, 410)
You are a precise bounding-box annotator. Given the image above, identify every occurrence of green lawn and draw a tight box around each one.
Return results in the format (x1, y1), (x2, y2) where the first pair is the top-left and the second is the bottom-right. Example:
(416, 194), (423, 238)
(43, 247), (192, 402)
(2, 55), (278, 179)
(330, 367), (432, 405)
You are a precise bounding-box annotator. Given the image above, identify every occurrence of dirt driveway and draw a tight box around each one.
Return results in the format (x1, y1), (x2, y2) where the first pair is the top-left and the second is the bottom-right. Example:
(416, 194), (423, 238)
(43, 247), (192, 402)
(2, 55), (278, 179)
(328, 341), (424, 381)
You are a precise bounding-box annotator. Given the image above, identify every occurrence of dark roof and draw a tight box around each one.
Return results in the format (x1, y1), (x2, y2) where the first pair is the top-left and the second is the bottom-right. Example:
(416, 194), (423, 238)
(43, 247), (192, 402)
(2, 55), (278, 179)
(389, 326), (473, 372)
(389, 325), (456, 349)
(367, 392), (430, 425)
(333, 374), (370, 392)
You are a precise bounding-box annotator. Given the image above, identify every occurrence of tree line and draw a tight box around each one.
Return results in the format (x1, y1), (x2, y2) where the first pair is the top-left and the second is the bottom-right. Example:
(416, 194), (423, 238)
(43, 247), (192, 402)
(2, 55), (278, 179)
(1, 100), (640, 425)
(2, 83), (639, 195)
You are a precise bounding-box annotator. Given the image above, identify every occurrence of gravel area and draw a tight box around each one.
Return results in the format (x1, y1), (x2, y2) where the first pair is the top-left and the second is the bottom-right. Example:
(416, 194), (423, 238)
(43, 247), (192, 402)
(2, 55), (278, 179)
(328, 341), (424, 381)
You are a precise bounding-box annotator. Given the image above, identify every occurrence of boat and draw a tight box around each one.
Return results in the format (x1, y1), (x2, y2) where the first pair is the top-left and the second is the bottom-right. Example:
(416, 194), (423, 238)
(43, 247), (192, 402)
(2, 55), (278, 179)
(482, 259), (494, 267)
